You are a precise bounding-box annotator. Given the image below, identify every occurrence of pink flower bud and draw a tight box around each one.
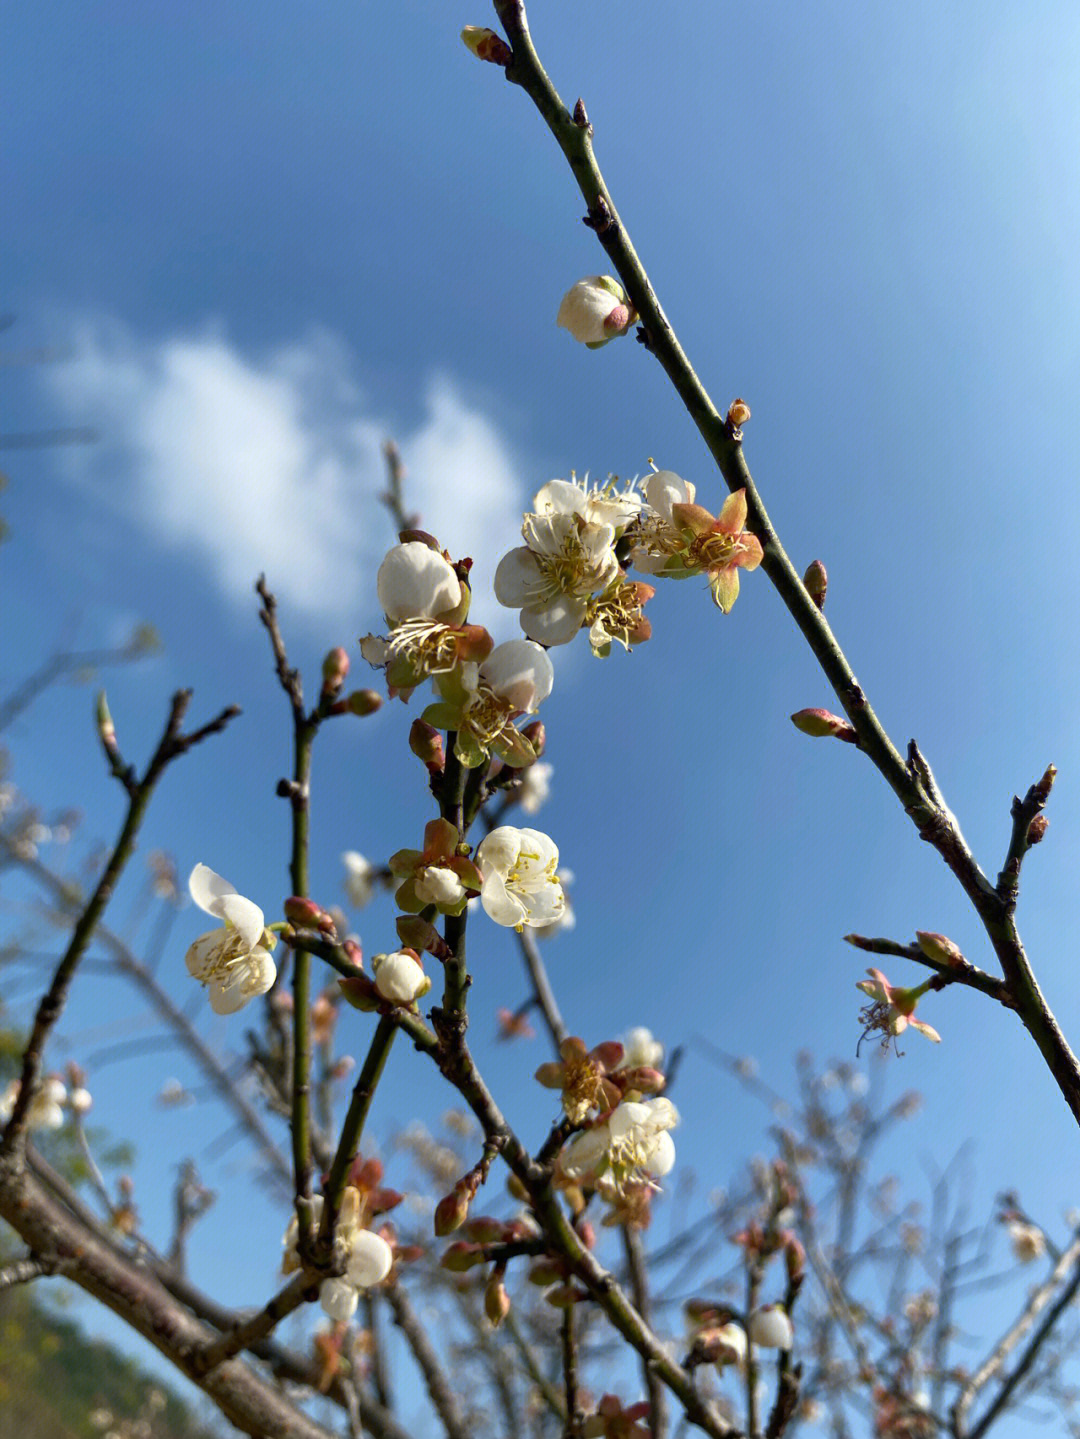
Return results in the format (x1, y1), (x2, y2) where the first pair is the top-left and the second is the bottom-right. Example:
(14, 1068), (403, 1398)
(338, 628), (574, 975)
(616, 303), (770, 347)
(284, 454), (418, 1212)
(409, 719), (446, 771)
(321, 647), (350, 696)
(790, 708), (858, 743)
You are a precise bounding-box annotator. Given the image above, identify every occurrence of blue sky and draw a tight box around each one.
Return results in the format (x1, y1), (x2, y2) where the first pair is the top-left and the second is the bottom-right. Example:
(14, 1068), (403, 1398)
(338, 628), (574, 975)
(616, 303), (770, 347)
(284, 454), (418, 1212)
(5, 2), (1080, 1430)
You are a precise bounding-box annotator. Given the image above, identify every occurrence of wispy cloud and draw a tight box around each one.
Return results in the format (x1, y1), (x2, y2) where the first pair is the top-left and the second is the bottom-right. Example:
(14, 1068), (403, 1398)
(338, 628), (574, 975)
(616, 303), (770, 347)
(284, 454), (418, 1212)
(44, 320), (530, 630)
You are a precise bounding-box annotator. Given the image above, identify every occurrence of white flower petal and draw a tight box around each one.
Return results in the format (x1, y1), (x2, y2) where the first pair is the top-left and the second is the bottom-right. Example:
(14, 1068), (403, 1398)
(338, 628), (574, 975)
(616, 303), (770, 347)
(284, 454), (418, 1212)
(533, 479), (589, 516)
(377, 542), (461, 622)
(320, 1278), (360, 1321)
(480, 874), (527, 928)
(217, 892), (266, 948)
(643, 471), (694, 521)
(481, 640), (554, 713)
(520, 597), (588, 647)
(188, 863), (238, 919)
(494, 547), (545, 608)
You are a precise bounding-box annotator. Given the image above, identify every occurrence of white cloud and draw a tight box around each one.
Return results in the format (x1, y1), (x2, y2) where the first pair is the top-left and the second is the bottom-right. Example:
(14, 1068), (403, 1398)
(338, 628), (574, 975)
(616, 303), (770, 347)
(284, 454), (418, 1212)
(44, 319), (530, 631)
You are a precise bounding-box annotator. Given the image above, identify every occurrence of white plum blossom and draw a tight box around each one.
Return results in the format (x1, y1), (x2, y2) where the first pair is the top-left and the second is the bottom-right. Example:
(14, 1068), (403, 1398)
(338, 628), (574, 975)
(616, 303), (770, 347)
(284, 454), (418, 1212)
(533, 867), (575, 938)
(426, 640), (554, 769)
(494, 479), (633, 646)
(342, 851), (378, 909)
(710, 1321), (748, 1368)
(556, 276), (635, 346)
(627, 470), (697, 575)
(0, 1075), (67, 1131)
(749, 1305), (794, 1350)
(374, 541), (462, 623)
(617, 1027), (664, 1072)
(184, 864), (277, 1015)
(282, 1190), (394, 1320)
(475, 826), (565, 930)
(371, 949), (431, 1005)
(560, 1097), (679, 1198)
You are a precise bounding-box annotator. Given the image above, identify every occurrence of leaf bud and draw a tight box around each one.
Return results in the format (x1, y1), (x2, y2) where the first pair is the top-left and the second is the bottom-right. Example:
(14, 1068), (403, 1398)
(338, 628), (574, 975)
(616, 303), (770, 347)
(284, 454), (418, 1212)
(1026, 814), (1049, 846)
(803, 559), (827, 609)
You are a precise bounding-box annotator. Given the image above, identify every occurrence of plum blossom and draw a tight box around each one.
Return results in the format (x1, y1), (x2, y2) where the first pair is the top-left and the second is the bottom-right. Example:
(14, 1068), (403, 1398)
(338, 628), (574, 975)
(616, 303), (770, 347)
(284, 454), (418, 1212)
(184, 864), (277, 1015)
(557, 276), (637, 347)
(361, 540), (491, 698)
(856, 969), (941, 1050)
(559, 1098), (679, 1200)
(282, 1189), (393, 1321)
(423, 640), (554, 769)
(475, 825), (566, 930)
(495, 478), (639, 647)
(628, 470), (764, 612)
(516, 760), (553, 815)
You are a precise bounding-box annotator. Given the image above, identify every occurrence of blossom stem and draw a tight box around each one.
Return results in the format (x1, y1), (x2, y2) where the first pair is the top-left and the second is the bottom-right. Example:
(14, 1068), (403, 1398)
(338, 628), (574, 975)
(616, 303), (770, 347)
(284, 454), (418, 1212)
(439, 737), (472, 1017)
(320, 1015), (397, 1242)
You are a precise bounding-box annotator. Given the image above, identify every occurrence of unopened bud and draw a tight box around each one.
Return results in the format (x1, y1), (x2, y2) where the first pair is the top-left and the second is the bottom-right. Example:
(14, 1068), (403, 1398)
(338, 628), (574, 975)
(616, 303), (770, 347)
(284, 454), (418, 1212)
(440, 1240), (485, 1273)
(434, 1185), (471, 1237)
(484, 1268), (511, 1327)
(461, 25), (512, 65)
(784, 1233), (806, 1284)
(790, 708), (858, 743)
(346, 688), (382, 717)
(803, 560), (827, 609)
(410, 719), (446, 771)
(321, 647), (350, 696)
(284, 896), (331, 930)
(1035, 764), (1057, 800)
(916, 931), (966, 968)
(520, 719), (546, 757)
(727, 398), (751, 431)
(95, 690), (116, 745)
(1027, 814), (1050, 846)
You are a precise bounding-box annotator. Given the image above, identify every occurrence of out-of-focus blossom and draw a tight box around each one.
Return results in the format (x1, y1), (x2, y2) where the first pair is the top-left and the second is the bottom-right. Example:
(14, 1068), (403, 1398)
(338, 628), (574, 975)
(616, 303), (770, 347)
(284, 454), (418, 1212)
(1008, 1218), (1046, 1263)
(0, 1075), (67, 1130)
(749, 1304), (794, 1350)
(475, 826), (565, 930)
(516, 760), (553, 815)
(184, 865), (277, 1015)
(342, 852), (380, 909)
(617, 1027), (664, 1072)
